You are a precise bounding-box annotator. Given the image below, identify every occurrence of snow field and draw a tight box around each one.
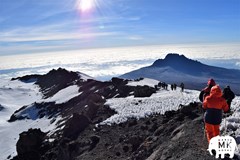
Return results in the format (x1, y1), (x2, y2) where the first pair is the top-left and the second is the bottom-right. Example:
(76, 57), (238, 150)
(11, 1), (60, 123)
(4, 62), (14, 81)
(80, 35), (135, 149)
(102, 78), (200, 125)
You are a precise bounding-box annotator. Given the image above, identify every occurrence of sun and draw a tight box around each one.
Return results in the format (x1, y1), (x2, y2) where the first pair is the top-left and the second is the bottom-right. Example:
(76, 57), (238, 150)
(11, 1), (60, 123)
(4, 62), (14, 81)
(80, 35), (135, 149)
(77, 0), (95, 12)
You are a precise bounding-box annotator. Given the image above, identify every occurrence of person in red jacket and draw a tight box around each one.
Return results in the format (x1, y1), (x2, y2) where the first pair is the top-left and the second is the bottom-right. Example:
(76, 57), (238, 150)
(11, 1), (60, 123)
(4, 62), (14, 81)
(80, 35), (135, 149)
(203, 85), (229, 142)
(199, 78), (216, 102)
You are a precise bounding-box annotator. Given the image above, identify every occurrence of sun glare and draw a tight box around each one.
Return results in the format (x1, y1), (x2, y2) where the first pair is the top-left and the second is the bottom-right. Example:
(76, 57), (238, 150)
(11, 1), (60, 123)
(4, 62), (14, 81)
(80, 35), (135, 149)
(78, 0), (95, 12)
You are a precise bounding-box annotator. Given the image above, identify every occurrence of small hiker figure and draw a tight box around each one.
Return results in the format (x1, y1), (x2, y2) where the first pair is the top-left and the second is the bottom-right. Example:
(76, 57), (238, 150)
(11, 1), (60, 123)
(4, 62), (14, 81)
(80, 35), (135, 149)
(171, 84), (174, 91)
(158, 82), (162, 89)
(203, 85), (229, 143)
(222, 85), (235, 113)
(173, 83), (177, 90)
(199, 78), (216, 102)
(180, 83), (184, 92)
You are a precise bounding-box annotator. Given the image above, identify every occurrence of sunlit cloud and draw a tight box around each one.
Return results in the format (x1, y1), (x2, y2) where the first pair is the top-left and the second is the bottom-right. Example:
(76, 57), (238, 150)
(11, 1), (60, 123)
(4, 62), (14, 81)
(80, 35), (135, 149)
(1, 44), (240, 80)
(0, 31), (118, 42)
(236, 62), (240, 67)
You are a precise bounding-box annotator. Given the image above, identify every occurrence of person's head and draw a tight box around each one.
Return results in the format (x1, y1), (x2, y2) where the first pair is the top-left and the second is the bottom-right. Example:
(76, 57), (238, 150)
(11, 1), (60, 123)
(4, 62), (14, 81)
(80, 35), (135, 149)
(207, 78), (216, 87)
(226, 85), (230, 89)
(210, 85), (222, 97)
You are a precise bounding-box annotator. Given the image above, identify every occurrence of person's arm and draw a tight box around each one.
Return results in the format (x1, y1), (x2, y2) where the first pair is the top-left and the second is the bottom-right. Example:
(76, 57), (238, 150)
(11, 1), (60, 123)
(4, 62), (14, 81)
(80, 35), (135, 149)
(199, 91), (204, 102)
(222, 100), (229, 113)
(203, 98), (208, 110)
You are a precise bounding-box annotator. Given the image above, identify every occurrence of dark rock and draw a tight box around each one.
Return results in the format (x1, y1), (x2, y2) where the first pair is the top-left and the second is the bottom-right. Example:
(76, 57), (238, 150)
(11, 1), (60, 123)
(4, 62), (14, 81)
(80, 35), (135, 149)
(149, 123), (158, 132)
(154, 126), (165, 136)
(85, 94), (106, 120)
(16, 128), (46, 160)
(123, 145), (129, 152)
(165, 110), (176, 118)
(111, 77), (128, 86)
(11, 74), (41, 82)
(116, 152), (121, 156)
(141, 125), (149, 131)
(128, 119), (138, 127)
(63, 114), (90, 140)
(35, 68), (80, 98)
(179, 104), (193, 114)
(89, 135), (100, 151)
(134, 85), (156, 97)
(0, 104), (4, 111)
(127, 136), (144, 152)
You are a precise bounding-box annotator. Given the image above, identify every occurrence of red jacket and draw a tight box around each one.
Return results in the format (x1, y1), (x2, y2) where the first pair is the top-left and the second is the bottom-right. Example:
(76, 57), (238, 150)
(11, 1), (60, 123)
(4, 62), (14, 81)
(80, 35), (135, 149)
(203, 85), (229, 125)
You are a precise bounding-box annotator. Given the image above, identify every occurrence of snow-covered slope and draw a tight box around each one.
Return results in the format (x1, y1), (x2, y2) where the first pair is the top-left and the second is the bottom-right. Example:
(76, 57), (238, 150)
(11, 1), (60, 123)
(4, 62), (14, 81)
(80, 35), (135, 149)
(0, 70), (102, 159)
(221, 97), (240, 145)
(43, 85), (81, 104)
(1, 72), (240, 159)
(102, 86), (199, 125)
(127, 78), (159, 87)
(0, 79), (61, 159)
(101, 78), (240, 156)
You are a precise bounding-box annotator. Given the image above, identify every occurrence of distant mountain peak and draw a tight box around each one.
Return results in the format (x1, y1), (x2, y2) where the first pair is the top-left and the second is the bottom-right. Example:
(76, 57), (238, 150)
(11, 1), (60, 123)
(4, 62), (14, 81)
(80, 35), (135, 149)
(121, 53), (240, 94)
(164, 53), (186, 59)
(152, 53), (198, 68)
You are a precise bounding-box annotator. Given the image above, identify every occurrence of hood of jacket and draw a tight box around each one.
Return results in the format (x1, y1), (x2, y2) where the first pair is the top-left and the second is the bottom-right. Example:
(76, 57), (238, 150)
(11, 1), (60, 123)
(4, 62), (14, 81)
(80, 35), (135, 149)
(210, 85), (222, 97)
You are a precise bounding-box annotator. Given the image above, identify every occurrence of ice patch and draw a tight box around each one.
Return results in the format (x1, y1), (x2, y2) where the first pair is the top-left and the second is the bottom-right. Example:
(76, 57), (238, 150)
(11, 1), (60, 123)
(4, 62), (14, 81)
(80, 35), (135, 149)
(101, 88), (199, 125)
(127, 78), (159, 87)
(43, 85), (81, 104)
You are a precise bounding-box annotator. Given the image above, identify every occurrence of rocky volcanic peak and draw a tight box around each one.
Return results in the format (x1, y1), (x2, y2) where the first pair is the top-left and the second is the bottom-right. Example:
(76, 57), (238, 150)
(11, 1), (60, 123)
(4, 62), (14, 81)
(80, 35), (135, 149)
(121, 53), (240, 94)
(152, 53), (210, 76)
(11, 68), (83, 98)
(35, 68), (81, 98)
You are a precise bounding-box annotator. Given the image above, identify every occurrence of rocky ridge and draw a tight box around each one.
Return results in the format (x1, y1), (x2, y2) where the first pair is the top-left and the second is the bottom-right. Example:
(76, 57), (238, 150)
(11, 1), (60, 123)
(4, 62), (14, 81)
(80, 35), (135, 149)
(9, 68), (238, 160)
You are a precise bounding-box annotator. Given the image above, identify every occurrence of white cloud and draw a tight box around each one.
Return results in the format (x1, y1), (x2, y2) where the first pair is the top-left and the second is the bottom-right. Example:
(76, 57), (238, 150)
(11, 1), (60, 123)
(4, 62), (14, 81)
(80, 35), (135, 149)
(236, 62), (240, 67)
(0, 31), (118, 42)
(1, 43), (240, 81)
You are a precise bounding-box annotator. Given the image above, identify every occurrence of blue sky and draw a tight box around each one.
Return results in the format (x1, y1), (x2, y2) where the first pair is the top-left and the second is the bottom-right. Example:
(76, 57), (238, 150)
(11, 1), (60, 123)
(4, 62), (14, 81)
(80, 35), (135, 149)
(0, 0), (239, 55)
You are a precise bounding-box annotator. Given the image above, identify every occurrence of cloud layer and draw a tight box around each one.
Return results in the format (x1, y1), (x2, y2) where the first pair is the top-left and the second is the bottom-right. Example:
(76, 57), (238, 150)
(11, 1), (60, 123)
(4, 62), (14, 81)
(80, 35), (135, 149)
(1, 44), (240, 80)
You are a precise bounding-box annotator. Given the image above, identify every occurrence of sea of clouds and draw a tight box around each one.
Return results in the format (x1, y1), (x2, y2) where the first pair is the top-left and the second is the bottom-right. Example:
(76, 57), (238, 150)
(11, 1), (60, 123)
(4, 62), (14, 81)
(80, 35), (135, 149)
(0, 43), (240, 81)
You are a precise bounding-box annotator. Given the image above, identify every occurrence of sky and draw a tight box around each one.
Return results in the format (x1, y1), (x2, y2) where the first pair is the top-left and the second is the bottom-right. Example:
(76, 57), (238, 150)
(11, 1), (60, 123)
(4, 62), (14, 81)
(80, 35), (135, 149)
(0, 0), (239, 55)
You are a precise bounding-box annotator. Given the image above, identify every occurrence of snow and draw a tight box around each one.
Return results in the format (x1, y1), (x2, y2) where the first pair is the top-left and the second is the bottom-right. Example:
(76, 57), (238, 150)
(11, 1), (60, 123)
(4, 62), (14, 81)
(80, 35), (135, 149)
(1, 75), (240, 158)
(0, 79), (61, 159)
(0, 117), (60, 160)
(127, 78), (159, 87)
(220, 97), (240, 156)
(101, 87), (200, 125)
(43, 85), (81, 104)
(78, 72), (93, 81)
(0, 79), (42, 113)
(14, 104), (41, 120)
(102, 78), (240, 155)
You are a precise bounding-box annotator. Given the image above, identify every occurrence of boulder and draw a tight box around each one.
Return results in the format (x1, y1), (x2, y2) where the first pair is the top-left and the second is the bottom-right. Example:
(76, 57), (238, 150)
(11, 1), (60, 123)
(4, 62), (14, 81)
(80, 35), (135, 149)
(16, 128), (46, 160)
(134, 85), (156, 97)
(111, 77), (128, 86)
(0, 104), (4, 111)
(63, 113), (90, 140)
